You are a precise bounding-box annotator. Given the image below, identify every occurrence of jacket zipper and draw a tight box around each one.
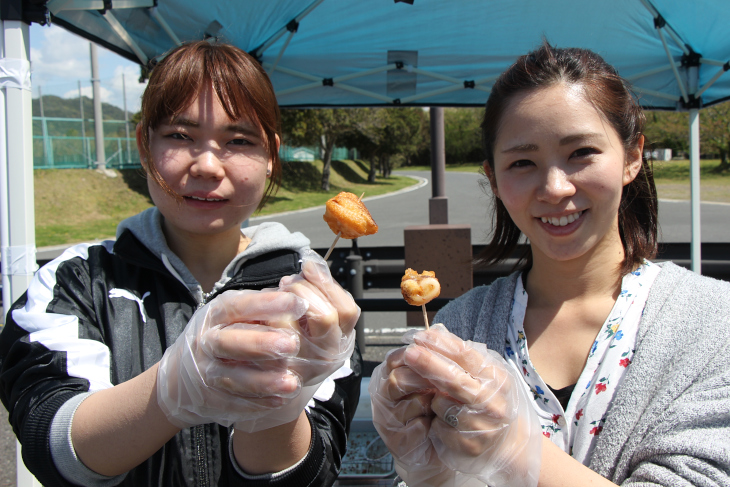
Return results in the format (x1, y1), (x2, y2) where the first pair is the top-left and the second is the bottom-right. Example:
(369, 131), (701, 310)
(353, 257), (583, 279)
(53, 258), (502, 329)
(198, 277), (284, 308)
(194, 424), (209, 487)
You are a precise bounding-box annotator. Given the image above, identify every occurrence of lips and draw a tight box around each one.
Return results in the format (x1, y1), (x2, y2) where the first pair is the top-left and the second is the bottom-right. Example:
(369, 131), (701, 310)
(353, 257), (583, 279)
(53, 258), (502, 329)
(540, 210), (583, 227)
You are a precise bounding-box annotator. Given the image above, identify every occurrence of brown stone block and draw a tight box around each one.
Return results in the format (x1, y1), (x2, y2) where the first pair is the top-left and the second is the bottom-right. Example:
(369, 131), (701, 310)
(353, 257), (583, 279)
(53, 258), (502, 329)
(404, 225), (472, 327)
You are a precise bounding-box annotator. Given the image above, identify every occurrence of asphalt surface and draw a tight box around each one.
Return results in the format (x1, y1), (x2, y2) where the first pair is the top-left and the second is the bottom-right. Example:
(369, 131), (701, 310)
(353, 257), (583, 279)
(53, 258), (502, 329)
(2, 169), (730, 485)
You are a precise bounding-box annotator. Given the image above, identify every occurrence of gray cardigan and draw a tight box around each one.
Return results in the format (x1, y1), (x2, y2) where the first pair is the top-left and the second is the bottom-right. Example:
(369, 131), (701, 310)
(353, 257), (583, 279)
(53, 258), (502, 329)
(434, 262), (730, 486)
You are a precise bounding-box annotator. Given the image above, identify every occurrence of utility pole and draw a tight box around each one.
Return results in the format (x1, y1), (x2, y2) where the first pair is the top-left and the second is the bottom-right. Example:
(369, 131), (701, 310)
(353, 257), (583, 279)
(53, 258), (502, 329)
(78, 80), (90, 166)
(122, 72), (131, 166)
(90, 42), (106, 171)
(38, 86), (50, 166)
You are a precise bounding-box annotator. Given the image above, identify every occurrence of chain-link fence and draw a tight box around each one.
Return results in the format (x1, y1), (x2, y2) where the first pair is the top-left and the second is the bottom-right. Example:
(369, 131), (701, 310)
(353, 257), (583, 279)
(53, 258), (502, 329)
(32, 116), (354, 169)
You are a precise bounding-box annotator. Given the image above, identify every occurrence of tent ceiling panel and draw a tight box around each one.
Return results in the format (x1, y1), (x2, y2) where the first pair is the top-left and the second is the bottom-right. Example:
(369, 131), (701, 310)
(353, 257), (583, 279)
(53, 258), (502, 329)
(29, 0), (730, 109)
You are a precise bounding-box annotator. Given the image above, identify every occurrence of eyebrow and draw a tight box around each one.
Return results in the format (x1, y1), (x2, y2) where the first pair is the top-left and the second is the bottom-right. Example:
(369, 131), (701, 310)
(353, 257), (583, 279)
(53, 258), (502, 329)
(501, 132), (604, 153)
(166, 117), (261, 137)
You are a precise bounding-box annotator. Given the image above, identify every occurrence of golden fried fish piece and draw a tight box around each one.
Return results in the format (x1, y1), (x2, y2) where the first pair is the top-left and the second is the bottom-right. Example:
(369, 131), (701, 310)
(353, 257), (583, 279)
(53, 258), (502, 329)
(323, 192), (378, 239)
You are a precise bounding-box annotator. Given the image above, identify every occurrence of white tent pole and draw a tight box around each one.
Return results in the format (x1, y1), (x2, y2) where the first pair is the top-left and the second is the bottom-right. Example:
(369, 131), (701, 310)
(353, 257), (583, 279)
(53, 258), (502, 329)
(2, 18), (40, 487)
(0, 23), (10, 326)
(687, 63), (701, 274)
(689, 109), (701, 274)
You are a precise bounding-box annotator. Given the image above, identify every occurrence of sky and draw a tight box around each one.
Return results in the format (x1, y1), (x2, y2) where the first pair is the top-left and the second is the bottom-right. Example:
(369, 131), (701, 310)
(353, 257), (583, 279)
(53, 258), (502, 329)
(30, 23), (147, 114)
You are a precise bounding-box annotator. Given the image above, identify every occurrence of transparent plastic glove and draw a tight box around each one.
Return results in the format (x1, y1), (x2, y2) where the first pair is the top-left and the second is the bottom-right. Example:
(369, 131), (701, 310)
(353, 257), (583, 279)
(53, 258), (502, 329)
(276, 249), (359, 386)
(371, 324), (542, 487)
(157, 289), (309, 430)
(370, 346), (454, 486)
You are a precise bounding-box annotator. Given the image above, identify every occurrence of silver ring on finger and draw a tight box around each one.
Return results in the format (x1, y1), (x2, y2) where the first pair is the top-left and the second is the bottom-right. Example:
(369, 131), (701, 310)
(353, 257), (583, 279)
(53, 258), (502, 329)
(444, 405), (460, 429)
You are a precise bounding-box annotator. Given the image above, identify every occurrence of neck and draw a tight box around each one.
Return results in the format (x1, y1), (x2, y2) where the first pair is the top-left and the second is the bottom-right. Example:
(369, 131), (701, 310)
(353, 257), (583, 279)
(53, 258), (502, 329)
(162, 222), (250, 293)
(525, 234), (625, 308)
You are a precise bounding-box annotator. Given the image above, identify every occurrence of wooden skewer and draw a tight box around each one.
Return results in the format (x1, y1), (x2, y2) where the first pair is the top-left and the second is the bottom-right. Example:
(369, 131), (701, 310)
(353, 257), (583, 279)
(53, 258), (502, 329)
(323, 193), (366, 261)
(323, 233), (341, 260)
(422, 304), (429, 329)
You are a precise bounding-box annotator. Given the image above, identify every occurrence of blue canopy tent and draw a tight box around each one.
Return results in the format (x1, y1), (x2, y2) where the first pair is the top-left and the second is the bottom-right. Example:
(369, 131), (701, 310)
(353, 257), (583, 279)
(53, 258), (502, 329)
(2, 0), (730, 483)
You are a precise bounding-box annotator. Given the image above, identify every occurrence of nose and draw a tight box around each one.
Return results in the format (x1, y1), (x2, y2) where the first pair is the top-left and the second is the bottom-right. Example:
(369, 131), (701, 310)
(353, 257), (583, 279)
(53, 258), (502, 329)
(190, 147), (225, 180)
(537, 166), (575, 204)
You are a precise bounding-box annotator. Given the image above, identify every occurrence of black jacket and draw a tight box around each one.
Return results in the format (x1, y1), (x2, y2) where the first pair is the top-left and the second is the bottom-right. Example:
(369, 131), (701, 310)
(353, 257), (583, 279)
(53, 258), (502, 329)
(0, 228), (361, 487)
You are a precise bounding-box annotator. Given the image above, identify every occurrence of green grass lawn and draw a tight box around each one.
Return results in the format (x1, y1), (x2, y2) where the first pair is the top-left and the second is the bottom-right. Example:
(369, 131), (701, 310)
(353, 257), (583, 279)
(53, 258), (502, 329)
(403, 160), (730, 203)
(34, 160), (417, 247)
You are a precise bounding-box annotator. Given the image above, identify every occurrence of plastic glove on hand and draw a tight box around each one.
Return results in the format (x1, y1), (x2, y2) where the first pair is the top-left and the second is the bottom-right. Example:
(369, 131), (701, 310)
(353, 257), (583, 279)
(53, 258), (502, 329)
(157, 289), (308, 430)
(404, 324), (543, 487)
(277, 249), (359, 385)
(370, 346), (458, 486)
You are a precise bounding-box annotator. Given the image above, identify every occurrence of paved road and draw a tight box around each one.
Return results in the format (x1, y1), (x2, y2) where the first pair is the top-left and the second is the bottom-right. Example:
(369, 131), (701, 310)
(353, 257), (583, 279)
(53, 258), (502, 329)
(254, 170), (730, 248)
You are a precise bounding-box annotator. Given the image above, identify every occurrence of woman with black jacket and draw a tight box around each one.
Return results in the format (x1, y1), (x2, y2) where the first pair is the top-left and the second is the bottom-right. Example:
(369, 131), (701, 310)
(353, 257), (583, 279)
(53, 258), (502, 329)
(0, 40), (361, 487)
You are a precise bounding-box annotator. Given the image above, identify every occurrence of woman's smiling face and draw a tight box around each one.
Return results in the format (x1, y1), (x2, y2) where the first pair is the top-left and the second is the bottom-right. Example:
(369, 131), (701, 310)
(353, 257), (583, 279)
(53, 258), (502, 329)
(489, 82), (642, 265)
(142, 84), (274, 240)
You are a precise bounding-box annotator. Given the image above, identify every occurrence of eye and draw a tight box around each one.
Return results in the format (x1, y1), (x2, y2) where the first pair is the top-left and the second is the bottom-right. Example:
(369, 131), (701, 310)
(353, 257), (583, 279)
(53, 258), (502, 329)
(229, 138), (252, 146)
(571, 147), (599, 158)
(509, 159), (534, 169)
(167, 132), (191, 141)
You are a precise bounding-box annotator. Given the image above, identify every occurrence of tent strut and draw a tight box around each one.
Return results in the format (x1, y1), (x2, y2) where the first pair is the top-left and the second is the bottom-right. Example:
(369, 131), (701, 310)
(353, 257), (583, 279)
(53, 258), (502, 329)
(102, 10), (148, 64)
(657, 28), (688, 103)
(148, 7), (181, 46)
(252, 0), (325, 57)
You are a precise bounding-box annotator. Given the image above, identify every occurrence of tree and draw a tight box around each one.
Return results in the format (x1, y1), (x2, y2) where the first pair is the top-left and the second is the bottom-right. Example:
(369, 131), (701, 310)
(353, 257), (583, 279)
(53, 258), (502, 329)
(643, 110), (689, 157)
(701, 101), (730, 172)
(280, 108), (357, 191)
(444, 107), (483, 164)
(340, 108), (427, 179)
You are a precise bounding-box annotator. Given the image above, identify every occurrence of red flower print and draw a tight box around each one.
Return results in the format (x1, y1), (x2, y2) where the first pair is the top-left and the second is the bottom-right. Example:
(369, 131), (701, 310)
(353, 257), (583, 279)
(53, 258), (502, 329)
(575, 409), (584, 420)
(522, 366), (528, 376)
(619, 358), (631, 368)
(543, 431), (551, 438)
(595, 383), (607, 394)
(590, 426), (603, 436)
(552, 414), (561, 424)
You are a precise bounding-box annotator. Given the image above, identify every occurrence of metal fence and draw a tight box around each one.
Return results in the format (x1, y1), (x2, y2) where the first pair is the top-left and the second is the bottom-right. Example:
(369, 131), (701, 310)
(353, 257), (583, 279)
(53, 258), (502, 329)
(32, 116), (353, 169)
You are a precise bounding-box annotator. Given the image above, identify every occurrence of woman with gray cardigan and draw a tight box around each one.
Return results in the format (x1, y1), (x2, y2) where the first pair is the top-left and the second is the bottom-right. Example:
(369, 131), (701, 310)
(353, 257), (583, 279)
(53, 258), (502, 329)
(369, 43), (730, 487)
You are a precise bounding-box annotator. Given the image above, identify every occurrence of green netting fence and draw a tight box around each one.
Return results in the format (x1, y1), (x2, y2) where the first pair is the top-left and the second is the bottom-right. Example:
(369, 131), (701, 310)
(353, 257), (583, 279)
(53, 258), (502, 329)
(32, 116), (352, 169)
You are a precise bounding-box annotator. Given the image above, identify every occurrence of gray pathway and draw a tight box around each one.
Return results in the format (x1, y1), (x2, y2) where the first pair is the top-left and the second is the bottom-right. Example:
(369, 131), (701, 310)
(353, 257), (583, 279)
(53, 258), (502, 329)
(254, 170), (730, 247)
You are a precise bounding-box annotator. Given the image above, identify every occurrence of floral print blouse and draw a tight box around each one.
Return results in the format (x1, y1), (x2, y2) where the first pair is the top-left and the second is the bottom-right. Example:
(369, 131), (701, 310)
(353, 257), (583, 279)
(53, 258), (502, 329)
(503, 261), (660, 464)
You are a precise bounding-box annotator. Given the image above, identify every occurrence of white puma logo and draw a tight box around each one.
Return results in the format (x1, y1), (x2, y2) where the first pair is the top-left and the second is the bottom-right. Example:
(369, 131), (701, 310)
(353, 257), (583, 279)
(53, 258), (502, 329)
(109, 289), (151, 323)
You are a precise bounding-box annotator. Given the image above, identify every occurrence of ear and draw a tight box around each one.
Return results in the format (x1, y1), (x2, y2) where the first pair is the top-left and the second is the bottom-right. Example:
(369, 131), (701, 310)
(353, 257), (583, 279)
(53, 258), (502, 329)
(267, 134), (280, 177)
(623, 135), (644, 186)
(483, 160), (500, 198)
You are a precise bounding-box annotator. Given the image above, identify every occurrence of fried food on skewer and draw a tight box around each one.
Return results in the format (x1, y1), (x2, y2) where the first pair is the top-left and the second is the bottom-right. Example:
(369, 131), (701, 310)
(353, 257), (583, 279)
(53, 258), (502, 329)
(323, 192), (378, 259)
(323, 192), (378, 239)
(401, 268), (441, 329)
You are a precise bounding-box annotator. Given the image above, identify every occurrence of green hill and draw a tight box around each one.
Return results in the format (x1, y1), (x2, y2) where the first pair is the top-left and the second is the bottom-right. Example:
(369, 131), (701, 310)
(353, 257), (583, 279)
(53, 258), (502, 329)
(33, 95), (134, 138)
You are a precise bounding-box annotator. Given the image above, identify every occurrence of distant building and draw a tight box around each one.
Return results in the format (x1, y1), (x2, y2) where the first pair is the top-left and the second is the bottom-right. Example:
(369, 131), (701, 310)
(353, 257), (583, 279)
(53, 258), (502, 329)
(645, 148), (672, 161)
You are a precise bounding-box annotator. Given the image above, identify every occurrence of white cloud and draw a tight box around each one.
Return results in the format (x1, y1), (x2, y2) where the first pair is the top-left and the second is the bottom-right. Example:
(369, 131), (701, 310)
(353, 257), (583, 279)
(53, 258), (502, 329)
(30, 23), (147, 113)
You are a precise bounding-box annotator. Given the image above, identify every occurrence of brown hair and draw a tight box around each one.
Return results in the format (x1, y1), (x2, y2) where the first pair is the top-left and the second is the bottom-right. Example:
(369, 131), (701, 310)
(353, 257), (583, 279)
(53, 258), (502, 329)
(138, 40), (281, 209)
(478, 42), (658, 275)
